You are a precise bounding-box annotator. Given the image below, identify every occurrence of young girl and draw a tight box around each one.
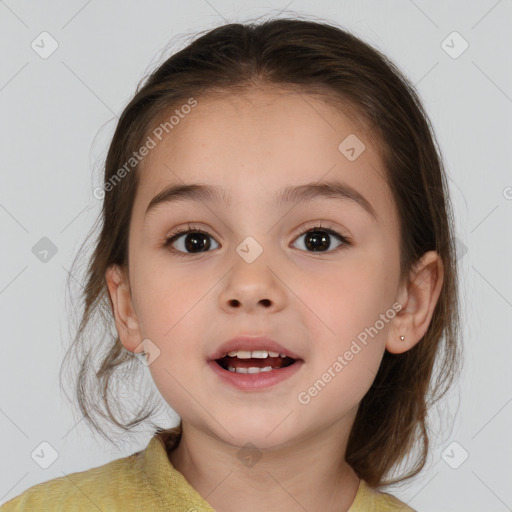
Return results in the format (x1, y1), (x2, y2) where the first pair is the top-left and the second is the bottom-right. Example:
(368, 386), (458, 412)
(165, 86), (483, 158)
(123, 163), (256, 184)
(2, 16), (461, 512)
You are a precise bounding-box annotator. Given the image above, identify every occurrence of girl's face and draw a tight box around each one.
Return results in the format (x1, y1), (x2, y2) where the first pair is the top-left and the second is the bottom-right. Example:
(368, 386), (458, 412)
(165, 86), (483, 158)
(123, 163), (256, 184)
(111, 87), (405, 448)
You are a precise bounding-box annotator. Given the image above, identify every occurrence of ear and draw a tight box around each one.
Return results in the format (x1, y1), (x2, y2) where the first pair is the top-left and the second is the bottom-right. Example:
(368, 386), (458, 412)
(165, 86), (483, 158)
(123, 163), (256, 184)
(386, 250), (444, 354)
(105, 264), (144, 354)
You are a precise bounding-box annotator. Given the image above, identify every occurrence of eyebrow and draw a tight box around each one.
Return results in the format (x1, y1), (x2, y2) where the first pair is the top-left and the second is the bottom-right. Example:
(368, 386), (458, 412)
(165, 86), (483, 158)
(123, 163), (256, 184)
(145, 180), (377, 220)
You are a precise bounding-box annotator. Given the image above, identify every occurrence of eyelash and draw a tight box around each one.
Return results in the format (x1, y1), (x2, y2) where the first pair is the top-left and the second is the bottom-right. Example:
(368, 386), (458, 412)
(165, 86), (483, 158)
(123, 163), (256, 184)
(163, 222), (352, 257)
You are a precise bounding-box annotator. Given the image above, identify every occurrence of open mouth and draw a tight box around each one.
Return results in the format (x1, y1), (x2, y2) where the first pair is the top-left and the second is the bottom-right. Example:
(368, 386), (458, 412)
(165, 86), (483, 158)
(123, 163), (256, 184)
(215, 350), (297, 374)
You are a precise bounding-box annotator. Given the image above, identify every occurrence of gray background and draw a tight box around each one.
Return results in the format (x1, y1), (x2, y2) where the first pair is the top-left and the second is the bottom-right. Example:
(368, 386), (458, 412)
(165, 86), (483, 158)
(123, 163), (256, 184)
(1, 1), (511, 510)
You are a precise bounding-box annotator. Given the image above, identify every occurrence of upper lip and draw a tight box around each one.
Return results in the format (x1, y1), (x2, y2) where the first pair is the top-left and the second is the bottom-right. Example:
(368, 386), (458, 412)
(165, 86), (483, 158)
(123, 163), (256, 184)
(208, 336), (303, 361)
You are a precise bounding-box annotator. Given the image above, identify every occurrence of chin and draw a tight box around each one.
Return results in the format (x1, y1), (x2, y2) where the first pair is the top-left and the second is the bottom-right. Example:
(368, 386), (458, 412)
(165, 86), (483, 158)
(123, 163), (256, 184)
(219, 417), (301, 451)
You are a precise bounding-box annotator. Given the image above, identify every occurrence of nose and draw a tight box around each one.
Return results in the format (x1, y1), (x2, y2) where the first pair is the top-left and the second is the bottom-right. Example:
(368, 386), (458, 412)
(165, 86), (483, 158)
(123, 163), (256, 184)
(218, 255), (287, 314)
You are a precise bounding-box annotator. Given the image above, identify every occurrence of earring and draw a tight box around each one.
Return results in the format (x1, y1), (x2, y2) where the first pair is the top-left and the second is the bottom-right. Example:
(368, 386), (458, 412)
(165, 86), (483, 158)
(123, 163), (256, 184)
(400, 335), (405, 341)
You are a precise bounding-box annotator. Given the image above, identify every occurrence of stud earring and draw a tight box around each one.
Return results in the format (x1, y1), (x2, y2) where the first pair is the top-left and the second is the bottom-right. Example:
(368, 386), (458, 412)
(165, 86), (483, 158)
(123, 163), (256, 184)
(400, 335), (405, 341)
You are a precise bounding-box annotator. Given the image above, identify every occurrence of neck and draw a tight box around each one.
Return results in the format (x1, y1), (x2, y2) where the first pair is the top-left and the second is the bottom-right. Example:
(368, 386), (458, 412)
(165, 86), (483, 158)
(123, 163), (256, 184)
(167, 417), (361, 512)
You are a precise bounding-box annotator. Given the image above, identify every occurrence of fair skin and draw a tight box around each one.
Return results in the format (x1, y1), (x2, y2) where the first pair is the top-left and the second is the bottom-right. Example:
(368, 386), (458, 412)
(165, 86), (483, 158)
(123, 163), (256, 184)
(106, 87), (443, 512)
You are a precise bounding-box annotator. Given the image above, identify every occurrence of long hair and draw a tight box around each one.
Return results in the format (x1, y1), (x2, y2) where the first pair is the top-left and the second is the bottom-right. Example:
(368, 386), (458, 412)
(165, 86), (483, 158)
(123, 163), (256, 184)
(61, 16), (462, 488)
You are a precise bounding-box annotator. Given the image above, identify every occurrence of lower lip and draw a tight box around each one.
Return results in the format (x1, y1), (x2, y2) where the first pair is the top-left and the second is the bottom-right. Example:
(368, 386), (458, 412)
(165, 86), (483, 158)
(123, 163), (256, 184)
(207, 359), (304, 391)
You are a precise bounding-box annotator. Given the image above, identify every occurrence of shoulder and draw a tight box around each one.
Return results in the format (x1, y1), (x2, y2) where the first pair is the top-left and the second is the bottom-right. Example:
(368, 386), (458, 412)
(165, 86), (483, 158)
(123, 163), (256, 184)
(0, 448), (152, 512)
(350, 480), (417, 512)
(372, 490), (417, 512)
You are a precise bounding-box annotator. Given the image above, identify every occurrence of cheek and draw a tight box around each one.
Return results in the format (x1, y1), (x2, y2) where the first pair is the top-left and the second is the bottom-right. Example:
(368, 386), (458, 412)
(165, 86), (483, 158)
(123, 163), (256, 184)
(294, 260), (394, 411)
(132, 259), (208, 344)
(299, 255), (392, 333)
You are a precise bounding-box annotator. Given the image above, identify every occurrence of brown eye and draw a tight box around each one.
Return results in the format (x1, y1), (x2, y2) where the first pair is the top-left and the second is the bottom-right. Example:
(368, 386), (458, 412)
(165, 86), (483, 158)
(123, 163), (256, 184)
(164, 226), (220, 255)
(292, 225), (351, 253)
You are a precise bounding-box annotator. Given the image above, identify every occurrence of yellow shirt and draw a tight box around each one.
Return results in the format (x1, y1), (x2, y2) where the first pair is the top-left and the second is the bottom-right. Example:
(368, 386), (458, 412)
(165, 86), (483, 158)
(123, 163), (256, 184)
(1, 428), (416, 511)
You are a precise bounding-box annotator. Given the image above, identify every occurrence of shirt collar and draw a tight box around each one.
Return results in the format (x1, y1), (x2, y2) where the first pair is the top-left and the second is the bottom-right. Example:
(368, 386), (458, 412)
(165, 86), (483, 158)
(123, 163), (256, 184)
(143, 426), (215, 511)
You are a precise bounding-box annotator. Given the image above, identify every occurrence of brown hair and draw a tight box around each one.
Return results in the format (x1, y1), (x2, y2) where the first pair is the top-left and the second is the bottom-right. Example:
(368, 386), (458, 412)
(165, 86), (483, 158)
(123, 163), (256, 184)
(61, 15), (463, 488)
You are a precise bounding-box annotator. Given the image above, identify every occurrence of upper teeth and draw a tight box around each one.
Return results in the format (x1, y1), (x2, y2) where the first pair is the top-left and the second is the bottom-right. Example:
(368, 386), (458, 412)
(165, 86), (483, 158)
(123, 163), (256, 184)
(225, 350), (286, 359)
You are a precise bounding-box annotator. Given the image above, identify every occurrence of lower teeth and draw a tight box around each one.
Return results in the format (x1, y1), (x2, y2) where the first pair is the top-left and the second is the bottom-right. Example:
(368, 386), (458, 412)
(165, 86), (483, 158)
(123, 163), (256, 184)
(227, 366), (274, 373)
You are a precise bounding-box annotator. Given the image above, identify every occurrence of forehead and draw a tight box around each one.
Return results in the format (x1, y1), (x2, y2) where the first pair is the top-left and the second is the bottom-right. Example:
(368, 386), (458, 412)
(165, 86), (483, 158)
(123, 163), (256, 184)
(133, 87), (396, 226)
